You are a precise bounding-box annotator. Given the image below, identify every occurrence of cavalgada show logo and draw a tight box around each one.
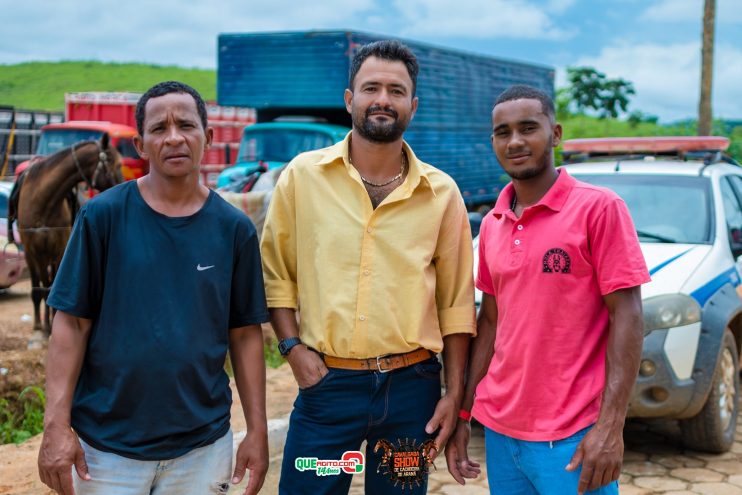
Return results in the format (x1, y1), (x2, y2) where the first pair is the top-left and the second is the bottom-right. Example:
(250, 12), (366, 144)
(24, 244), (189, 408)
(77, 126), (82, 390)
(375, 438), (437, 489)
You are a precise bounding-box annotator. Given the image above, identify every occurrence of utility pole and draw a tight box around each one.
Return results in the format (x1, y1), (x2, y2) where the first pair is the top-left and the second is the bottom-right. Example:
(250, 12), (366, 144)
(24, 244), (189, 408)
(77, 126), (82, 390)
(698, 0), (716, 136)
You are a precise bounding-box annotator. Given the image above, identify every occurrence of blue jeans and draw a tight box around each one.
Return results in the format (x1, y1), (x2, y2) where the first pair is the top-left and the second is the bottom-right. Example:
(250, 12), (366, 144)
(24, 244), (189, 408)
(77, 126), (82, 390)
(279, 357), (442, 495)
(72, 429), (233, 495)
(485, 426), (619, 495)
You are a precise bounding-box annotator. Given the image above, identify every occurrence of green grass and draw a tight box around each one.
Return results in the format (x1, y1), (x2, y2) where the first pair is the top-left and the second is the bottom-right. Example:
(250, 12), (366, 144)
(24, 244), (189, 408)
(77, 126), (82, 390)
(0, 61), (216, 110)
(0, 385), (46, 445)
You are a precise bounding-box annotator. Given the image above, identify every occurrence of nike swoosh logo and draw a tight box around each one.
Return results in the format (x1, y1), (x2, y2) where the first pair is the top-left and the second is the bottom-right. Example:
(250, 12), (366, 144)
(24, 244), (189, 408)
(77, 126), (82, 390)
(197, 264), (215, 271)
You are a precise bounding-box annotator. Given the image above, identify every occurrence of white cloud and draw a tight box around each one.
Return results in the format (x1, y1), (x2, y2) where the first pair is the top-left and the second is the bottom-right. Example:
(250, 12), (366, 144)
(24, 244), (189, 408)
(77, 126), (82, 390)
(392, 0), (577, 40)
(641, 0), (742, 24)
(572, 41), (742, 121)
(0, 0), (377, 68)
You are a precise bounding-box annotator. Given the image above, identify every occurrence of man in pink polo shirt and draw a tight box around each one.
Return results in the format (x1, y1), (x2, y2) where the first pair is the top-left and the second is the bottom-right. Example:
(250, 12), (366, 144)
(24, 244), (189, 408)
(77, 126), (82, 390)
(445, 85), (650, 495)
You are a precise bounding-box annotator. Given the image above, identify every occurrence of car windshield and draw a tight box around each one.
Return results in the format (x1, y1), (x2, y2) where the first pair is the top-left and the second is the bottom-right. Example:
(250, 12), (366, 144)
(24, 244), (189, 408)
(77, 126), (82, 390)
(116, 138), (140, 159)
(36, 129), (103, 156)
(574, 174), (711, 244)
(238, 129), (336, 164)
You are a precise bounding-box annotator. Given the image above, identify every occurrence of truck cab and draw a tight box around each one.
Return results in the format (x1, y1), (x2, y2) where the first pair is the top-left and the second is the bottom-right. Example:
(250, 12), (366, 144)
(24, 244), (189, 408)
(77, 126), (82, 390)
(216, 121), (349, 190)
(15, 121), (147, 181)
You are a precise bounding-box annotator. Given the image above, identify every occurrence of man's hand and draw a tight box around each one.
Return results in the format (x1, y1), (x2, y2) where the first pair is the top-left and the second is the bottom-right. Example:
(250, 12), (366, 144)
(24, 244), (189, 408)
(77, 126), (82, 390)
(565, 423), (624, 494)
(445, 421), (481, 484)
(38, 423), (90, 495)
(232, 429), (269, 495)
(286, 346), (328, 389)
(424, 393), (459, 461)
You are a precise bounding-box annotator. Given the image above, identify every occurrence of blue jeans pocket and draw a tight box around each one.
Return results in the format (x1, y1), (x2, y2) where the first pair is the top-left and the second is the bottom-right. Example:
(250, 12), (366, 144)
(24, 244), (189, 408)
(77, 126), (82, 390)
(299, 368), (335, 392)
(413, 358), (442, 380)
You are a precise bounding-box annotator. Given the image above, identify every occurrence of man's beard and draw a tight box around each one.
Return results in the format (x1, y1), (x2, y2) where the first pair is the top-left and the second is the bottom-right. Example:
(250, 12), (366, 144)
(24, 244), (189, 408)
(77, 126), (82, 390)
(504, 137), (553, 180)
(353, 104), (408, 143)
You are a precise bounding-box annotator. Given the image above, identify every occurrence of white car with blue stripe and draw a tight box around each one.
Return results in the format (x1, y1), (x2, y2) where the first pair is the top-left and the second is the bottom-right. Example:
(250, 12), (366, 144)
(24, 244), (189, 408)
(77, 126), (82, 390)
(561, 136), (742, 453)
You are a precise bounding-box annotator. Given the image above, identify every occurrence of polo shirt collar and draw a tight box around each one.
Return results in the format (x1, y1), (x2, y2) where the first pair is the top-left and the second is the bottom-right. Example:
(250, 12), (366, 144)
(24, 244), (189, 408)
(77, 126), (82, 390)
(492, 168), (576, 218)
(316, 131), (435, 196)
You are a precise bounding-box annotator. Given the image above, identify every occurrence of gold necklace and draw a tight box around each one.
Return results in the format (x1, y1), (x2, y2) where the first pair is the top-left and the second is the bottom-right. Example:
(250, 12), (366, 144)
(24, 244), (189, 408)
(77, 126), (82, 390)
(350, 150), (407, 187)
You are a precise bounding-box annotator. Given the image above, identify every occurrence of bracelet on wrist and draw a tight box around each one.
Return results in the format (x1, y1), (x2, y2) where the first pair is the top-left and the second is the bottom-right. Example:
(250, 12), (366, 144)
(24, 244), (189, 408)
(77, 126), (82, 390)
(458, 409), (472, 422)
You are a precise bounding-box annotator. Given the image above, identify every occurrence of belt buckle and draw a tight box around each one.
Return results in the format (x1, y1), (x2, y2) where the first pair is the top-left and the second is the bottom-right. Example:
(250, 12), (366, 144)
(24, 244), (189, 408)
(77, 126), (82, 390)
(376, 355), (392, 373)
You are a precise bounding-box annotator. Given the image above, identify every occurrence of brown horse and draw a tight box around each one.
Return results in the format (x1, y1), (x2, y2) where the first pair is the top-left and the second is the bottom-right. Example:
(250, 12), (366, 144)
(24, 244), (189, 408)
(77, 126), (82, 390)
(9, 134), (122, 336)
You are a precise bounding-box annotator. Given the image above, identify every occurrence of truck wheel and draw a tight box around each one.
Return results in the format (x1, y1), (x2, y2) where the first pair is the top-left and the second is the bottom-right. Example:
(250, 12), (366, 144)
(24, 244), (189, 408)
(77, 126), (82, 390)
(680, 329), (739, 453)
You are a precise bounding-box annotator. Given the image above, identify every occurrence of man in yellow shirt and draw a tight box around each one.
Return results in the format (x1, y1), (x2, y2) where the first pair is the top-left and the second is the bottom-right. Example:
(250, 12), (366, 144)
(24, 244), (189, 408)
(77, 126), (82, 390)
(261, 40), (475, 494)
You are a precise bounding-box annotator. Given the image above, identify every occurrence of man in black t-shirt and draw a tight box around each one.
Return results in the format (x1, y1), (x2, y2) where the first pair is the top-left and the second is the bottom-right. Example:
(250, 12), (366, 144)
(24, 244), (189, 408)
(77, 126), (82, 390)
(38, 81), (270, 495)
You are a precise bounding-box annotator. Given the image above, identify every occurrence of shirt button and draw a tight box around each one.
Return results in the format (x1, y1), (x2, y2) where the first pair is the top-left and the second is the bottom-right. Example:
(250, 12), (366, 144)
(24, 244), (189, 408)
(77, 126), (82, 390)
(359, 315), (366, 321)
(363, 270), (370, 276)
(517, 225), (524, 231)
(514, 239), (521, 246)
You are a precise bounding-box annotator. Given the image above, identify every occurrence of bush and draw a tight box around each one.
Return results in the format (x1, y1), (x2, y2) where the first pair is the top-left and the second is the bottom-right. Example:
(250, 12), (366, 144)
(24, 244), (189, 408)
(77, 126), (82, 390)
(0, 385), (45, 444)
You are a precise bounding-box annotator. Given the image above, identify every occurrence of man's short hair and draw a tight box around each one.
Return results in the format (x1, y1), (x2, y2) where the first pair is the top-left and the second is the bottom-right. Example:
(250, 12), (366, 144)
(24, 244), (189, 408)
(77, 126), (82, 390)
(135, 81), (208, 136)
(349, 40), (419, 96)
(494, 85), (556, 123)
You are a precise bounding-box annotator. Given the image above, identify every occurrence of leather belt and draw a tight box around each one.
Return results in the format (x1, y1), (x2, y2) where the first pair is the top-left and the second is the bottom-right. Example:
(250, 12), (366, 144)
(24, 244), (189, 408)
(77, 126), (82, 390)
(322, 348), (435, 373)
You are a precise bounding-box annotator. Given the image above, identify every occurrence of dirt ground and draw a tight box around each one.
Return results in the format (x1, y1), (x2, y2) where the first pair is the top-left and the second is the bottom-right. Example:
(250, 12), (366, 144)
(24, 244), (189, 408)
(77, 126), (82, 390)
(0, 279), (298, 495)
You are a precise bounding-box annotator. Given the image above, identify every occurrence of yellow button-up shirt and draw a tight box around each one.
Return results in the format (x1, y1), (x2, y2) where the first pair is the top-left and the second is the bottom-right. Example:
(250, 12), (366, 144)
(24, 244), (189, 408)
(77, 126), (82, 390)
(261, 134), (475, 358)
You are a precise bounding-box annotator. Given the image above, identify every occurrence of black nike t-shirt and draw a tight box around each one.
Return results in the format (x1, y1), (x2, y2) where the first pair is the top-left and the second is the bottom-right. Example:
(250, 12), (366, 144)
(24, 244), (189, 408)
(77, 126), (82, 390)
(48, 180), (269, 460)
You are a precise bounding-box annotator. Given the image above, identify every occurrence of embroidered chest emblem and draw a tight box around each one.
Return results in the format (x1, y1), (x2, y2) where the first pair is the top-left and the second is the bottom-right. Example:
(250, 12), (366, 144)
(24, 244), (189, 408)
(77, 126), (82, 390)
(543, 248), (571, 274)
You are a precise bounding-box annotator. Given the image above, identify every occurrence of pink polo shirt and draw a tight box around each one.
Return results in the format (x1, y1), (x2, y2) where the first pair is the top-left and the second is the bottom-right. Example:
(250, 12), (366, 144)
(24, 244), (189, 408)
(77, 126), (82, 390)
(472, 169), (650, 441)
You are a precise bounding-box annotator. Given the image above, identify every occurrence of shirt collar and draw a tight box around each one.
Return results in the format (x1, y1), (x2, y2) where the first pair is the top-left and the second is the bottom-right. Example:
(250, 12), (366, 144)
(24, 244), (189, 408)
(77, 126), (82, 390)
(492, 168), (576, 218)
(316, 131), (435, 196)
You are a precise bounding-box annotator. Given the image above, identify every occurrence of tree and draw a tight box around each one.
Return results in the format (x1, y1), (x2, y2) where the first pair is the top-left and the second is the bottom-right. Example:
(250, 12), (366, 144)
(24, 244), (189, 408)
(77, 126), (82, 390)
(698, 0), (716, 136)
(564, 66), (636, 119)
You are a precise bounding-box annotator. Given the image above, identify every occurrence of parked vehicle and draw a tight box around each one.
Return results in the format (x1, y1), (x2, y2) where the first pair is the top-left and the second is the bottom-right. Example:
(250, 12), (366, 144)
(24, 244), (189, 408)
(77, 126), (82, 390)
(560, 136), (741, 453)
(217, 30), (554, 209)
(14, 93), (147, 181)
(0, 181), (26, 289)
(15, 121), (144, 181)
(216, 121), (349, 190)
(13, 92), (252, 186)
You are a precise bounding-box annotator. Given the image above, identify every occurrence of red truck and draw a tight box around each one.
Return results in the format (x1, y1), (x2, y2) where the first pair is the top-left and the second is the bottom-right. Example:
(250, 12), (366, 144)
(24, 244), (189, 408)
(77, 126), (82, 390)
(15, 93), (146, 180)
(15, 92), (253, 185)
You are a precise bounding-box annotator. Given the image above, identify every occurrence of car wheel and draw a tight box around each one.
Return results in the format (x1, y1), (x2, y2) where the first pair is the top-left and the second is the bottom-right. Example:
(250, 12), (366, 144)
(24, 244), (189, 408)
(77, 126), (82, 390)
(680, 328), (739, 453)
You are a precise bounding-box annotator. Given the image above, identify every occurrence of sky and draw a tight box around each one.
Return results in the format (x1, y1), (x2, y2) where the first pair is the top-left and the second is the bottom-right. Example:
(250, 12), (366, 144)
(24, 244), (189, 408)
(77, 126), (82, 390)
(1, 0), (740, 123)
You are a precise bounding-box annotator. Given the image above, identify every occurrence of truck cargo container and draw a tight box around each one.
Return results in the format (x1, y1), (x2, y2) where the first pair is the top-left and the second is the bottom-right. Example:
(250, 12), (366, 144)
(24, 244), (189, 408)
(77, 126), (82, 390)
(217, 30), (554, 208)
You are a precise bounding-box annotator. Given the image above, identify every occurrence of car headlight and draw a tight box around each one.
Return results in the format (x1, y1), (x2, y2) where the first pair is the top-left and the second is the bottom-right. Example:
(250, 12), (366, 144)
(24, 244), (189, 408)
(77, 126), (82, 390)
(643, 294), (701, 333)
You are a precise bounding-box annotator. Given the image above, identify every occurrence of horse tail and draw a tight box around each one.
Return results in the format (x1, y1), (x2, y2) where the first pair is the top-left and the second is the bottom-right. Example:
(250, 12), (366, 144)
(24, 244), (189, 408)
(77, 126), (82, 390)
(7, 169), (26, 245)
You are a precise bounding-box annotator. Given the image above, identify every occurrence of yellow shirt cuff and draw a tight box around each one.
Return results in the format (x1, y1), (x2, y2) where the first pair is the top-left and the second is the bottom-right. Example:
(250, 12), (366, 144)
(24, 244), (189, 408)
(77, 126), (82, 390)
(438, 306), (476, 337)
(265, 280), (299, 309)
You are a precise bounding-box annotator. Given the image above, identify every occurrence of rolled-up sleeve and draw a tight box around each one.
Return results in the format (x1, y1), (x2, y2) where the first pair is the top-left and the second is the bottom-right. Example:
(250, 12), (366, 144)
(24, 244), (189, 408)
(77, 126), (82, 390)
(434, 191), (476, 337)
(260, 166), (299, 309)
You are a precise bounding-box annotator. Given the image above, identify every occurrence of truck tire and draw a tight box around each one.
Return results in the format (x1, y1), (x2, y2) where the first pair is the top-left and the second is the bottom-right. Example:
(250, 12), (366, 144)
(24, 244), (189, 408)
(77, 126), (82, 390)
(680, 329), (739, 453)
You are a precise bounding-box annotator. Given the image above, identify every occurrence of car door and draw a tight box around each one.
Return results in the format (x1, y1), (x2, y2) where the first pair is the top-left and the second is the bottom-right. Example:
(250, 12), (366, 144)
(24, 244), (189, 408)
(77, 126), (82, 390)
(720, 175), (742, 276)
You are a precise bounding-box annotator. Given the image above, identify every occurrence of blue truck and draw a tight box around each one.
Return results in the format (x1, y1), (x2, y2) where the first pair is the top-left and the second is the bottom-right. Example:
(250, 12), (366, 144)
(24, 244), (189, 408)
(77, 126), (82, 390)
(217, 30), (554, 209)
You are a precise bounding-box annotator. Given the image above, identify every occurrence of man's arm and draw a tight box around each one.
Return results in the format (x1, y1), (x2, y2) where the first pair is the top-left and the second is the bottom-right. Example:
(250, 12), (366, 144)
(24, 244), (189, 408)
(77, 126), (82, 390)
(566, 286), (643, 494)
(445, 293), (497, 484)
(229, 324), (269, 495)
(424, 333), (469, 460)
(269, 308), (327, 389)
(38, 311), (93, 495)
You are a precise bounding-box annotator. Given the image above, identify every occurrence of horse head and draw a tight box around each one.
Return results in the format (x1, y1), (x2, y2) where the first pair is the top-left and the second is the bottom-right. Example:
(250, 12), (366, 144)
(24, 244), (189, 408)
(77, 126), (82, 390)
(89, 133), (123, 191)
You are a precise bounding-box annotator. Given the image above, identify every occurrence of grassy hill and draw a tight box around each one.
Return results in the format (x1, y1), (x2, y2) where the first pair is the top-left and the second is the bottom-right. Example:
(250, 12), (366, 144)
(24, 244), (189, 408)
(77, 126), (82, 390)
(0, 61), (216, 110)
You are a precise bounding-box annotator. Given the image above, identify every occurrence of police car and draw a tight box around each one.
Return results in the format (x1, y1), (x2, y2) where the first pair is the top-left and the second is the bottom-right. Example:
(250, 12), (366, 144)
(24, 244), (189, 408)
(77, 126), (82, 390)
(559, 136), (741, 453)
